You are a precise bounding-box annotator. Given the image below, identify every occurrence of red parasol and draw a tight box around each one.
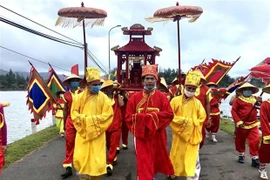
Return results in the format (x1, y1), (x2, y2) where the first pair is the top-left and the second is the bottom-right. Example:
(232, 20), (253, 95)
(56, 2), (107, 75)
(146, 2), (203, 81)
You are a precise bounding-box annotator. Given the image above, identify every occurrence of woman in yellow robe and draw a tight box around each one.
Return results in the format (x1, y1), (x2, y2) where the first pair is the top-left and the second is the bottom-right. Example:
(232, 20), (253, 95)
(169, 70), (206, 179)
(71, 67), (113, 180)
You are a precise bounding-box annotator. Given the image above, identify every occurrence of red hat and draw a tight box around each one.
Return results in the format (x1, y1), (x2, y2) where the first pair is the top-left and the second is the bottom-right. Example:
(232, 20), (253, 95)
(142, 64), (158, 79)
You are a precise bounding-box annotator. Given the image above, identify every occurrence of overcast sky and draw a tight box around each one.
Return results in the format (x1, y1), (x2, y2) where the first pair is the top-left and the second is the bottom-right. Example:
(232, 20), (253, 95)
(0, 0), (269, 77)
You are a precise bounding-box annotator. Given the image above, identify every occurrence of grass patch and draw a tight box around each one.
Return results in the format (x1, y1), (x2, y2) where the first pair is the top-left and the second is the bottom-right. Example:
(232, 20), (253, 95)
(220, 118), (235, 136)
(4, 126), (58, 168)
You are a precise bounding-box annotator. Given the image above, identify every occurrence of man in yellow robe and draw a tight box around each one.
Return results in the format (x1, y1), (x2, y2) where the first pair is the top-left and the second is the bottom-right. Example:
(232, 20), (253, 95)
(71, 67), (114, 180)
(169, 70), (206, 180)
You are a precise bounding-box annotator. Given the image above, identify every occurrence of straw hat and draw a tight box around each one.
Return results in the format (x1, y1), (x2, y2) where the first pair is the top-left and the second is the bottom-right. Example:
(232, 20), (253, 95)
(262, 84), (270, 94)
(63, 74), (82, 85)
(236, 82), (259, 94)
(159, 77), (169, 92)
(101, 80), (121, 90)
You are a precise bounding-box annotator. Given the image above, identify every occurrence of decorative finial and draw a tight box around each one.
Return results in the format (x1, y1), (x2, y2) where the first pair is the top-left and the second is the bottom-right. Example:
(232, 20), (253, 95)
(176, 2), (179, 6)
(81, 2), (84, 7)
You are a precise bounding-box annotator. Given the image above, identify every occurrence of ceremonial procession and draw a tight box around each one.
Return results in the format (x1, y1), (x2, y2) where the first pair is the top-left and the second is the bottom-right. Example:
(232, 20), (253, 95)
(0, 0), (270, 180)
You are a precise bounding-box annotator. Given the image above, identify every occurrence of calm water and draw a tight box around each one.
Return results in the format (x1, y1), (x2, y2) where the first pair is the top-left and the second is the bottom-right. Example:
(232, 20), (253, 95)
(0, 90), (269, 144)
(0, 91), (53, 144)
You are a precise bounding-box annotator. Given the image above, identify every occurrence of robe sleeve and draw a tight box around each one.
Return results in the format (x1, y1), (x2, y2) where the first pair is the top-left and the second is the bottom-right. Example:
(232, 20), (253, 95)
(231, 98), (243, 127)
(125, 95), (158, 139)
(0, 107), (7, 146)
(260, 102), (270, 143)
(189, 100), (206, 145)
(148, 93), (174, 130)
(71, 93), (113, 141)
(169, 97), (194, 142)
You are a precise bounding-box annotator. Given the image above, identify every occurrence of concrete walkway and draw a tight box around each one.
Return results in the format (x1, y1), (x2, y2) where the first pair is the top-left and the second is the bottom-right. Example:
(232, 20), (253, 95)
(1, 127), (268, 180)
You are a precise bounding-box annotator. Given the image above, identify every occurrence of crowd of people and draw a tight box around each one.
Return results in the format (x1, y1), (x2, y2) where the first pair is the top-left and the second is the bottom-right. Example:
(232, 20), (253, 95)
(51, 64), (270, 180)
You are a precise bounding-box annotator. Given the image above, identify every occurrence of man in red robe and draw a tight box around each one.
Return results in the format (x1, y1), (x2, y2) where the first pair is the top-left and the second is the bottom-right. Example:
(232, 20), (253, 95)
(0, 102), (9, 174)
(258, 84), (270, 180)
(120, 92), (129, 150)
(101, 80), (124, 176)
(206, 82), (221, 142)
(61, 74), (82, 179)
(231, 82), (260, 167)
(194, 71), (211, 148)
(125, 64), (174, 180)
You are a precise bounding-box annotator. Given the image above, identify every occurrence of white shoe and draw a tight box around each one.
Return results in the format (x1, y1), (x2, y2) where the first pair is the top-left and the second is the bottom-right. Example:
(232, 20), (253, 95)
(212, 137), (217, 142)
(211, 135), (217, 142)
(259, 169), (269, 180)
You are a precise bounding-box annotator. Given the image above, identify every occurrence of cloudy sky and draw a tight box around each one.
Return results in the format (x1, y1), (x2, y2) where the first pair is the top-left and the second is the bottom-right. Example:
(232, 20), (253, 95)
(0, 0), (269, 77)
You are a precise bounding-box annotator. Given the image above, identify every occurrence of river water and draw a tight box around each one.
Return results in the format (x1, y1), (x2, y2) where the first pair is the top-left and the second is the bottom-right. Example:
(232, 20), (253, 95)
(0, 90), (269, 144)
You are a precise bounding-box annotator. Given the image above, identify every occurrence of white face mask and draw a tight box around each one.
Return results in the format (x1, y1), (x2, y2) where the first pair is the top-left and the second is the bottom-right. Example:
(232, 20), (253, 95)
(184, 88), (195, 97)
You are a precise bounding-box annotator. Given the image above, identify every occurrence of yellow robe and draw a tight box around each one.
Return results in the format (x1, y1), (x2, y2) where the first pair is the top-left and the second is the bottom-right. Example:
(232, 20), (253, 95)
(169, 95), (206, 177)
(71, 90), (113, 176)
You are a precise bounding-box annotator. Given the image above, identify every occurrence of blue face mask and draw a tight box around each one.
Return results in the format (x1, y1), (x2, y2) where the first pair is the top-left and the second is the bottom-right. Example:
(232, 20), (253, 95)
(70, 82), (79, 89)
(91, 85), (101, 94)
(144, 86), (156, 91)
(243, 90), (252, 97)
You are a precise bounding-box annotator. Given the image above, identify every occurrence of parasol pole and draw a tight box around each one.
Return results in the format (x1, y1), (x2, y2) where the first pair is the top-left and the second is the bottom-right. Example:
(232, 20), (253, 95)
(81, 2), (88, 75)
(177, 17), (181, 80)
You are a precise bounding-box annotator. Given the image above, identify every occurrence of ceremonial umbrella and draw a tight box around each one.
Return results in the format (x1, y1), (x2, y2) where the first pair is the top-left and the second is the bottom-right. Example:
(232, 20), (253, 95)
(56, 2), (107, 75)
(146, 2), (203, 81)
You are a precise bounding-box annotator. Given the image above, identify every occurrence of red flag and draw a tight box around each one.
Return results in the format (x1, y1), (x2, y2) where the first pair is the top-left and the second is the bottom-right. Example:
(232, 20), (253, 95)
(71, 64), (79, 75)
(250, 57), (270, 84)
(191, 57), (240, 84)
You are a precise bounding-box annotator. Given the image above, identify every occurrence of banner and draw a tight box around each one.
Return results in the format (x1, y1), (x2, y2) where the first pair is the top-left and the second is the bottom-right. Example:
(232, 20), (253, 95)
(26, 62), (55, 124)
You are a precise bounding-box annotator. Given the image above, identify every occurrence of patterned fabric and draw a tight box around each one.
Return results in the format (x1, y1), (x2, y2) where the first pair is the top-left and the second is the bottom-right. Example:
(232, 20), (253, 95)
(86, 67), (100, 83)
(185, 70), (201, 87)
(142, 64), (158, 79)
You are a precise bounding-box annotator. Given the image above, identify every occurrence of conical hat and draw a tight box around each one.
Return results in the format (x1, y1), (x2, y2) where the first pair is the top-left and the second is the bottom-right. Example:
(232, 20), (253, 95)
(262, 84), (270, 94)
(101, 80), (113, 90)
(101, 80), (121, 90)
(159, 77), (169, 92)
(63, 74), (82, 85)
(236, 82), (259, 94)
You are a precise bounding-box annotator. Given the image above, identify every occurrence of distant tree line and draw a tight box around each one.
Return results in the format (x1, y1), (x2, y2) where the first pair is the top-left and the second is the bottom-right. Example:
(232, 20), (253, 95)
(0, 68), (265, 90)
(0, 70), (29, 90)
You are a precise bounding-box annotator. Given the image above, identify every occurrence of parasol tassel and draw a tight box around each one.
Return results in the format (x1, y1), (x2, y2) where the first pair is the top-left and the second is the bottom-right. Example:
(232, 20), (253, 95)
(55, 16), (105, 28)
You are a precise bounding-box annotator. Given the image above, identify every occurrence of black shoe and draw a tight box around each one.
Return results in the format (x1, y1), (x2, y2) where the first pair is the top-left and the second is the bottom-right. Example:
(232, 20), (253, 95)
(251, 158), (259, 168)
(107, 166), (113, 176)
(113, 160), (117, 166)
(61, 167), (73, 179)
(238, 156), (245, 164)
(122, 144), (128, 150)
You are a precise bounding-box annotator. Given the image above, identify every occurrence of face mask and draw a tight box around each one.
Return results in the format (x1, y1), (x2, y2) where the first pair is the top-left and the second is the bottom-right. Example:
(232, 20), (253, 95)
(70, 82), (79, 89)
(106, 91), (113, 96)
(90, 85), (101, 94)
(144, 86), (156, 91)
(243, 90), (252, 97)
(184, 88), (195, 98)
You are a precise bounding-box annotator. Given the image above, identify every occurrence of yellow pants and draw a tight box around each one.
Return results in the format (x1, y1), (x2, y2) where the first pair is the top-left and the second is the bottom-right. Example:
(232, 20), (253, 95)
(55, 117), (65, 134)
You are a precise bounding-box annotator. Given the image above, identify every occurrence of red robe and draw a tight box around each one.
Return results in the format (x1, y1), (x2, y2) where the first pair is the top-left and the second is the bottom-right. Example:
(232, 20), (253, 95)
(0, 105), (7, 173)
(207, 96), (221, 133)
(231, 96), (260, 156)
(106, 96), (122, 165)
(62, 90), (81, 167)
(259, 100), (270, 163)
(125, 90), (174, 180)
(121, 103), (129, 146)
(195, 84), (210, 148)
